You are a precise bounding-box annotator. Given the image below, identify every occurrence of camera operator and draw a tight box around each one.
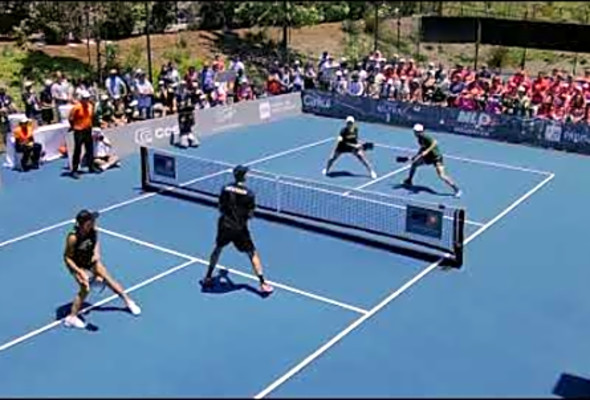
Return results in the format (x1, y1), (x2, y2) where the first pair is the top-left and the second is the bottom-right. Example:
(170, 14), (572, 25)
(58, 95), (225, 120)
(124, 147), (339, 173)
(175, 81), (199, 148)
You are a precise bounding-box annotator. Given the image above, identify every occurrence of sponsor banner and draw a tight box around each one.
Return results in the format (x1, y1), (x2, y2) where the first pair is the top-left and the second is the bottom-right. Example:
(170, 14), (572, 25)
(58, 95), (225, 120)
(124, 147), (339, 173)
(64, 93), (302, 167)
(301, 90), (590, 156)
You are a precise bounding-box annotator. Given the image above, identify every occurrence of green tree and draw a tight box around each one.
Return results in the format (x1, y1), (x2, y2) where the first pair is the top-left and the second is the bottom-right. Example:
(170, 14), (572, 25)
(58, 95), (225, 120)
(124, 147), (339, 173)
(150, 1), (177, 33)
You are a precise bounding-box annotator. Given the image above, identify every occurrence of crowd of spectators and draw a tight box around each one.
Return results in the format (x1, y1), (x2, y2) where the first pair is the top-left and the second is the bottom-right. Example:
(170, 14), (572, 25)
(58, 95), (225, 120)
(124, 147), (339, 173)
(4, 47), (590, 163)
(299, 49), (590, 125)
(0, 54), (262, 139)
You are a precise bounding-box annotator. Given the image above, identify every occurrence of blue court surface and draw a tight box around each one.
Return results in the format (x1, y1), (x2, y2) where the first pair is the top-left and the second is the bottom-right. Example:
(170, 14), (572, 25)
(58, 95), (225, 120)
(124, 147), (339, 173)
(1, 114), (589, 397)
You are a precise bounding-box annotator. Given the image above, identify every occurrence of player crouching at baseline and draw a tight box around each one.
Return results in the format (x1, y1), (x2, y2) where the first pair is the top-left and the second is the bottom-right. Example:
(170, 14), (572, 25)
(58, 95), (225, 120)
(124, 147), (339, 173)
(201, 165), (274, 294)
(323, 116), (377, 179)
(63, 210), (141, 329)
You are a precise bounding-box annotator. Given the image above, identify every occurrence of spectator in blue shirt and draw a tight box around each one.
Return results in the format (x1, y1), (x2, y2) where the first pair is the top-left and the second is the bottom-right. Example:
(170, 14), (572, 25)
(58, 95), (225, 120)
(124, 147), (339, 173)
(105, 69), (127, 99)
(201, 63), (215, 97)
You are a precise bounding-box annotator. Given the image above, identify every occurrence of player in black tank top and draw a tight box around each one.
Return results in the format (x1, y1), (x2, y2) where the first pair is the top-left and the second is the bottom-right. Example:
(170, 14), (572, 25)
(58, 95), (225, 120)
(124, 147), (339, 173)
(63, 210), (142, 329)
(201, 165), (274, 294)
(323, 116), (377, 179)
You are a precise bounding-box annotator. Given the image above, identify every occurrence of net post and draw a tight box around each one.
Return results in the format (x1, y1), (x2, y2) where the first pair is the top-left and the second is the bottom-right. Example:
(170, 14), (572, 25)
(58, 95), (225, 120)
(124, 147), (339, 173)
(140, 146), (150, 192)
(452, 208), (466, 268)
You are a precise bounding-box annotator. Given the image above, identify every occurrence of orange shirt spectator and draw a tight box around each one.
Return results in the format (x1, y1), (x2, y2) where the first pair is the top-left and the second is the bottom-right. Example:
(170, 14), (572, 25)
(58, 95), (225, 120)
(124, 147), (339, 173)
(267, 75), (282, 96)
(13, 117), (42, 171)
(13, 119), (34, 146)
(69, 100), (94, 131)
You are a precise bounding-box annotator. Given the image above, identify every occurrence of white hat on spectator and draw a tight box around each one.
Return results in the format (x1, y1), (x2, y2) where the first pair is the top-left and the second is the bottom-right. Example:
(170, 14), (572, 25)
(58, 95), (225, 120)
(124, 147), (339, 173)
(518, 86), (526, 93)
(20, 116), (30, 124)
(346, 116), (355, 124)
(399, 58), (406, 63)
(136, 68), (144, 75)
(24, 80), (33, 87)
(413, 123), (424, 133)
(44, 79), (53, 86)
(336, 70), (342, 77)
(100, 93), (109, 101)
(81, 90), (91, 99)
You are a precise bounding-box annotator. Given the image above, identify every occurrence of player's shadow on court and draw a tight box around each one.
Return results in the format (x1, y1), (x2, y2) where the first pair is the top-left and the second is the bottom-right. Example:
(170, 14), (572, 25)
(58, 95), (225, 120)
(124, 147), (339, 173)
(326, 171), (367, 178)
(199, 269), (270, 298)
(55, 302), (132, 332)
(392, 183), (454, 197)
(553, 373), (590, 398)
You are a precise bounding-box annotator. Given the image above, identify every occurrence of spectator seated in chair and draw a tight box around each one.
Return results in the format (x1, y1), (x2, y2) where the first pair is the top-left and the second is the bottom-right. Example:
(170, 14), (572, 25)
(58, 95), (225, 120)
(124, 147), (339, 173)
(93, 129), (120, 172)
(13, 117), (43, 171)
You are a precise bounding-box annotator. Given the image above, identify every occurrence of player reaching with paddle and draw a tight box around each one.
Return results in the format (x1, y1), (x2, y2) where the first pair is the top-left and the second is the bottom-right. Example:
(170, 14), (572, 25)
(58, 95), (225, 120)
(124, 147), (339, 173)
(322, 116), (377, 179)
(63, 210), (141, 329)
(401, 124), (462, 198)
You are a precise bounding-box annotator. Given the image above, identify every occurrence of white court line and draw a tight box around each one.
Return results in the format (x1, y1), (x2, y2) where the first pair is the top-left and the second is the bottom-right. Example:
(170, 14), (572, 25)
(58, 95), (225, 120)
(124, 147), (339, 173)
(0, 259), (198, 352)
(375, 143), (553, 176)
(0, 137), (334, 250)
(342, 165), (483, 228)
(253, 172), (556, 398)
(97, 227), (368, 315)
(0, 225), (367, 354)
(342, 164), (411, 195)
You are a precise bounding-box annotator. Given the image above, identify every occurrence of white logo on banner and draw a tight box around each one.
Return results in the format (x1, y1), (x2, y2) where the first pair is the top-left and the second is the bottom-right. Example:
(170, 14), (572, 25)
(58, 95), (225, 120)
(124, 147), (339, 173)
(134, 125), (178, 144)
(544, 123), (562, 143)
(259, 101), (271, 120)
(303, 93), (332, 109)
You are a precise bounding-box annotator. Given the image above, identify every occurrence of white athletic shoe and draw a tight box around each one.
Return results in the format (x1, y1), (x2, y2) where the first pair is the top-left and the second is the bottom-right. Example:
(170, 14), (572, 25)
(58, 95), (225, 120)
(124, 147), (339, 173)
(64, 315), (87, 329)
(370, 170), (377, 179)
(322, 168), (328, 176)
(126, 299), (142, 316)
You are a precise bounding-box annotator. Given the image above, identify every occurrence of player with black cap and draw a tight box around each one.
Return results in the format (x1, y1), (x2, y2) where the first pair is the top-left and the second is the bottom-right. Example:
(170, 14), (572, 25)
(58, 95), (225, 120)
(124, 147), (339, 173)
(201, 165), (274, 294)
(63, 209), (141, 329)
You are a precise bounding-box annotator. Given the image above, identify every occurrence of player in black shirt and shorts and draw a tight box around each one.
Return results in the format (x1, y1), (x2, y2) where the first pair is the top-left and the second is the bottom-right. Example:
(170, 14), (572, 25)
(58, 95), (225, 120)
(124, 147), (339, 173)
(63, 210), (141, 329)
(323, 116), (377, 179)
(403, 123), (462, 197)
(201, 165), (274, 294)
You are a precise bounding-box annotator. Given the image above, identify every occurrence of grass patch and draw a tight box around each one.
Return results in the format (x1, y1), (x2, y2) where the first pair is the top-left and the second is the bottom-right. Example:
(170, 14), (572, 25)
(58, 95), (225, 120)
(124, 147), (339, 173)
(0, 45), (91, 109)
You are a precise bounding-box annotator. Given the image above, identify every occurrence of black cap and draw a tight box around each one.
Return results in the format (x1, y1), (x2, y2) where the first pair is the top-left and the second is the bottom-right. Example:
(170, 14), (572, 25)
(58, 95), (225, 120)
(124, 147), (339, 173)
(76, 209), (99, 224)
(233, 165), (249, 180)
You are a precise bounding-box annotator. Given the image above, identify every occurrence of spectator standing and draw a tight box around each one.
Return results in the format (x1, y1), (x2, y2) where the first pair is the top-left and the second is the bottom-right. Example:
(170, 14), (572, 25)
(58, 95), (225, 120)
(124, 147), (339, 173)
(22, 81), (42, 125)
(133, 70), (154, 120)
(0, 86), (17, 142)
(39, 79), (55, 125)
(51, 71), (72, 106)
(104, 69), (127, 99)
(68, 91), (98, 179)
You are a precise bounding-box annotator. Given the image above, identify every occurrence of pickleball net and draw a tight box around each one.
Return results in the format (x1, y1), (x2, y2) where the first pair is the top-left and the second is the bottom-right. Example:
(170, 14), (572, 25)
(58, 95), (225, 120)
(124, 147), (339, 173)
(140, 146), (466, 267)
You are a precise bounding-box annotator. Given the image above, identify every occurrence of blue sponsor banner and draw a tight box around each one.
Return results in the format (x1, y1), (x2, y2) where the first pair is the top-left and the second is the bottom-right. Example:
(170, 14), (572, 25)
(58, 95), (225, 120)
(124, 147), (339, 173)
(301, 90), (590, 156)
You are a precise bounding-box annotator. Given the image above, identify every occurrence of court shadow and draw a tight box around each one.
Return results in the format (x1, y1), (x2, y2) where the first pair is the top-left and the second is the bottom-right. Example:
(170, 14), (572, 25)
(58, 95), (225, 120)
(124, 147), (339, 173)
(392, 183), (453, 197)
(553, 373), (590, 398)
(199, 269), (270, 298)
(326, 170), (367, 178)
(56, 301), (132, 331)
(55, 303), (100, 332)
